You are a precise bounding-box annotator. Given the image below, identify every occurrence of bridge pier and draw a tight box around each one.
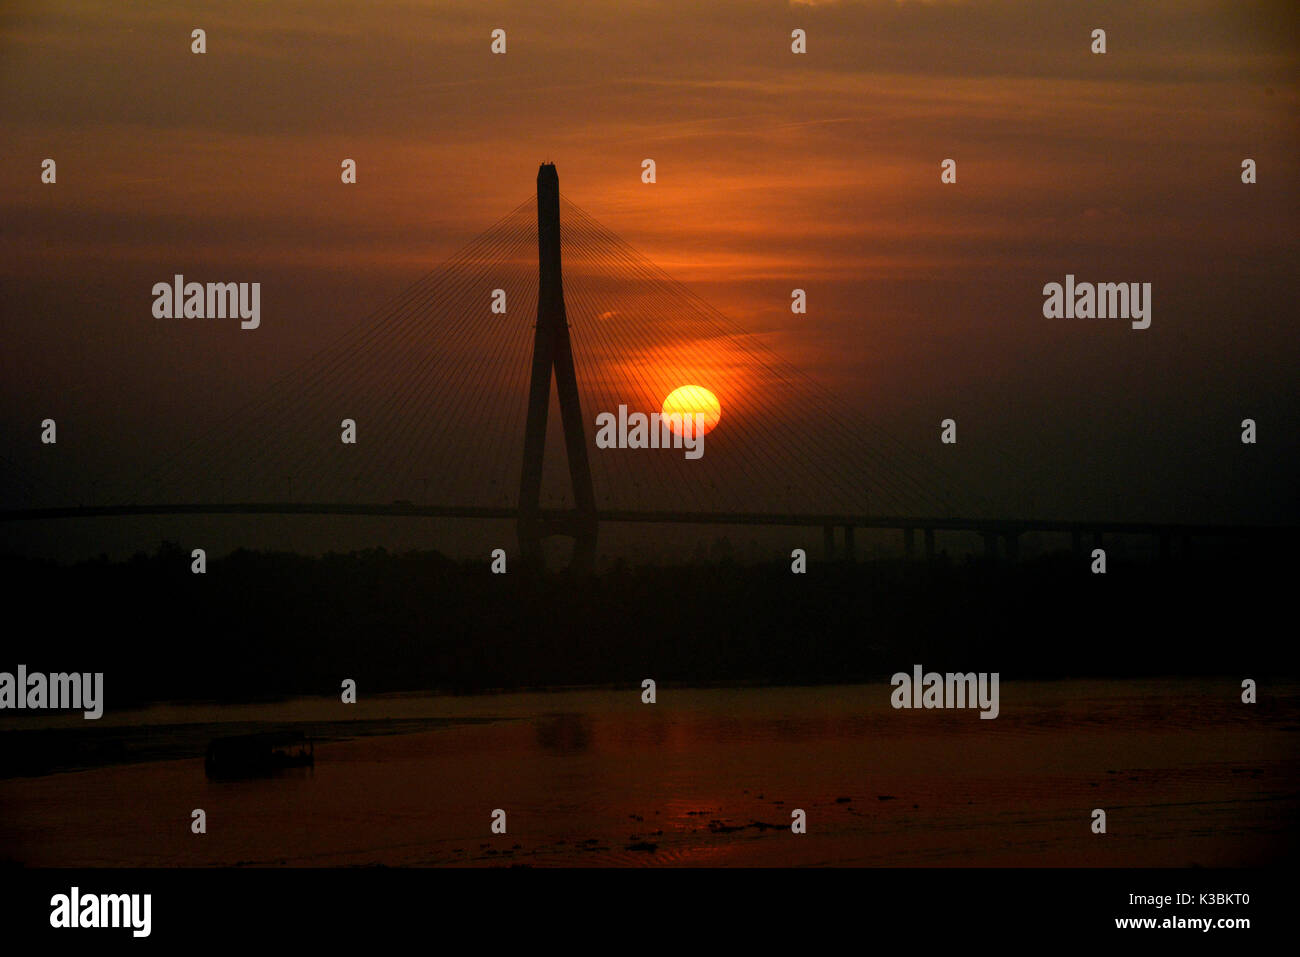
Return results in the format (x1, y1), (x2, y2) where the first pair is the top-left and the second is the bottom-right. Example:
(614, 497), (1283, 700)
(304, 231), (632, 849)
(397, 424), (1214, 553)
(517, 163), (598, 572)
(1004, 531), (1019, 562)
(982, 531), (998, 560)
(904, 527), (915, 561)
(924, 528), (935, 562)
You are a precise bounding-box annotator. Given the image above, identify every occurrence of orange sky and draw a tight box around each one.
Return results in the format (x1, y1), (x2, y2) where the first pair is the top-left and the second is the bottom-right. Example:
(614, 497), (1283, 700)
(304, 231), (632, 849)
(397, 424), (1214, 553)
(1, 0), (1297, 530)
(4, 1), (1294, 281)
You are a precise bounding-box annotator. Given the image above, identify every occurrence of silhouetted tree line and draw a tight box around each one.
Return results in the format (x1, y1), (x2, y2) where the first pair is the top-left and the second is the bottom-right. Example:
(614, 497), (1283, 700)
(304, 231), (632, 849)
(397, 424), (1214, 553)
(0, 540), (1293, 707)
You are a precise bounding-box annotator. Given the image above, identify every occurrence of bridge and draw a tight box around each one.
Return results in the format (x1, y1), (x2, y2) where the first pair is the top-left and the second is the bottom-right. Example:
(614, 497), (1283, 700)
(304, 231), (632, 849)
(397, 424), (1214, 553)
(0, 500), (1286, 562)
(1, 165), (1292, 566)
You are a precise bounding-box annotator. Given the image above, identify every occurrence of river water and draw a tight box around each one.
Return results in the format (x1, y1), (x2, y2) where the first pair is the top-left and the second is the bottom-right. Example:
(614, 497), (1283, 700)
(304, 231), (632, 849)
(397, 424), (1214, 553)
(1, 679), (1295, 866)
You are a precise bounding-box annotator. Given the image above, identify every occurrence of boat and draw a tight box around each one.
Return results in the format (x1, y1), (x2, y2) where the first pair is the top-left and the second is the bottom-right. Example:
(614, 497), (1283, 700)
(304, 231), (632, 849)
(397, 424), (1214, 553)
(204, 731), (314, 779)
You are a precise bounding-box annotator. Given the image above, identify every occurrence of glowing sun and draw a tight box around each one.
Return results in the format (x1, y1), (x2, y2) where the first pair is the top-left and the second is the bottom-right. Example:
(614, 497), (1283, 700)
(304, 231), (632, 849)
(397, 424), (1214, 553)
(662, 385), (721, 437)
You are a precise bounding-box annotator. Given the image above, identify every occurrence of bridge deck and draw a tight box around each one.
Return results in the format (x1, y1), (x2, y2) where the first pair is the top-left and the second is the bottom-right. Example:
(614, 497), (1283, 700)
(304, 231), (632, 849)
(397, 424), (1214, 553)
(0, 503), (1291, 539)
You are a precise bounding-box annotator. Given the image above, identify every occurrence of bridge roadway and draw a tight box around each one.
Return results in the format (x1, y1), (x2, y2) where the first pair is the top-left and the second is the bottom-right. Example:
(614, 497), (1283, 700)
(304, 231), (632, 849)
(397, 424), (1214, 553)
(2, 502), (1291, 561)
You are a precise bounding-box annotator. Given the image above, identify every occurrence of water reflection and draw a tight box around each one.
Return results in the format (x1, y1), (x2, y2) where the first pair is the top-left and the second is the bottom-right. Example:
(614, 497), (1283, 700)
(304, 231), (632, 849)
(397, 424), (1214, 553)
(0, 679), (1295, 867)
(534, 713), (593, 754)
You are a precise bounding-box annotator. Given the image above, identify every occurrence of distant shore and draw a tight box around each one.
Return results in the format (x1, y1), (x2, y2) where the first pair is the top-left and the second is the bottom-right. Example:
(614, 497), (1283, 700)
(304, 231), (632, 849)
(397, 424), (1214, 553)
(0, 544), (1294, 713)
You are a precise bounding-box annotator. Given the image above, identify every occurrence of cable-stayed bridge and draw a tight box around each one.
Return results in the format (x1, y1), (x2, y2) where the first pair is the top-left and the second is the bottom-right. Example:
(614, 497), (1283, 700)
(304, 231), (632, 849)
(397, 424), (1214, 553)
(0, 166), (1289, 565)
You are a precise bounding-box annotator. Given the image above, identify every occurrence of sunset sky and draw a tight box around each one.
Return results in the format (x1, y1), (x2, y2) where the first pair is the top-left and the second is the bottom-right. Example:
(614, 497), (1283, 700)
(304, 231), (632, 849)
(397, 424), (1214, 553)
(1, 0), (1296, 553)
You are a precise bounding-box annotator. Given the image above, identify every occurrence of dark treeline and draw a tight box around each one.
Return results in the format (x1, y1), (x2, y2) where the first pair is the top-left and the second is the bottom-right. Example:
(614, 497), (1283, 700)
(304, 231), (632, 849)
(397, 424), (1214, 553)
(1, 540), (1294, 707)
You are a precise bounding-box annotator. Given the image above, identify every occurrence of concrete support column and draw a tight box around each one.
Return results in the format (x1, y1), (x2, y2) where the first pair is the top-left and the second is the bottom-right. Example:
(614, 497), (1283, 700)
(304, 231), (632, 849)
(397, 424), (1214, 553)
(1004, 532), (1019, 562)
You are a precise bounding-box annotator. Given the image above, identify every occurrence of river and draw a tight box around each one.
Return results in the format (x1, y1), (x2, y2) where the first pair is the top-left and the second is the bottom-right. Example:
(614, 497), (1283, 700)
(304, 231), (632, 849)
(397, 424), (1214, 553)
(1, 678), (1295, 866)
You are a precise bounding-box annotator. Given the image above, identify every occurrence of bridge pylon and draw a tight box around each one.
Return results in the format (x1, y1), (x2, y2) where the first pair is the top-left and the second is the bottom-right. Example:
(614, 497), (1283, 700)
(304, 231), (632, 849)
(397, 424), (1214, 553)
(517, 163), (598, 569)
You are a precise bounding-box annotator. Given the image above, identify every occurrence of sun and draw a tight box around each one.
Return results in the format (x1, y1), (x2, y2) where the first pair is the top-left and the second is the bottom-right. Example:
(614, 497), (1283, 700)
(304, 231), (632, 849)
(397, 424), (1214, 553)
(662, 385), (721, 437)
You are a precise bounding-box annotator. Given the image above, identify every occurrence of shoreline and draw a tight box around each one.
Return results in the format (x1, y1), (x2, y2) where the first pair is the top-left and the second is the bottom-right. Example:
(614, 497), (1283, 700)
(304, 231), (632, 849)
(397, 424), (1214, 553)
(2, 675), (1292, 781)
(1, 677), (1292, 868)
